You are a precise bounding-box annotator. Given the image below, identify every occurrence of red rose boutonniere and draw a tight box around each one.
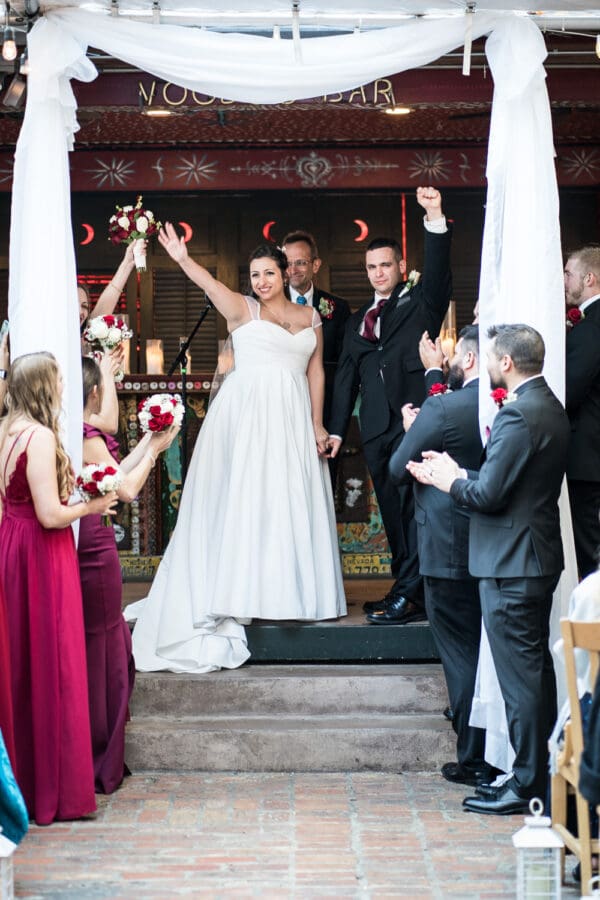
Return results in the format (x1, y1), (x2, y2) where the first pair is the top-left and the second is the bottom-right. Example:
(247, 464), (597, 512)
(318, 297), (335, 319)
(491, 388), (517, 408)
(566, 307), (584, 329)
(428, 382), (450, 397)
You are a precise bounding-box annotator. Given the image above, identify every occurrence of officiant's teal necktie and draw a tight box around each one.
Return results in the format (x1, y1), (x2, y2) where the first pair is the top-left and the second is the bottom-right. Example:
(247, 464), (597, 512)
(296, 295), (307, 305)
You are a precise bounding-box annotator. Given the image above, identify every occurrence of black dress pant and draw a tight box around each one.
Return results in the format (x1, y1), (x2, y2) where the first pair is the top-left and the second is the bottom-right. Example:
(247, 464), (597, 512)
(568, 479), (600, 579)
(479, 574), (559, 798)
(424, 575), (485, 767)
(362, 415), (422, 600)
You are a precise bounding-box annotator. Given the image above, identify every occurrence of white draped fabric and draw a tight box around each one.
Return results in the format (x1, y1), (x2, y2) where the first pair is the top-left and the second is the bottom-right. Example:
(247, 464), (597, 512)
(8, 7), (576, 722)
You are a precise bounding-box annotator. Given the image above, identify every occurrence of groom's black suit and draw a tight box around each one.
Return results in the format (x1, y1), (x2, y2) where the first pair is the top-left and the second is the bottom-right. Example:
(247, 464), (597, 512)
(450, 376), (570, 797)
(329, 227), (452, 593)
(312, 287), (351, 430)
(566, 296), (600, 577)
(389, 379), (485, 767)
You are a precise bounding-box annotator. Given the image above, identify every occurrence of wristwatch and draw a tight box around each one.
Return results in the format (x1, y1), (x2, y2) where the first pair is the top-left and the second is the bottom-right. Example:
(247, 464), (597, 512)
(0, 369), (6, 380)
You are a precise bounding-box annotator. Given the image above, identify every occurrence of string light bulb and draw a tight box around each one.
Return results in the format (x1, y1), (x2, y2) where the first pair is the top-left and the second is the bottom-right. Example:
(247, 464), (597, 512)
(19, 48), (29, 75)
(2, 27), (16, 61)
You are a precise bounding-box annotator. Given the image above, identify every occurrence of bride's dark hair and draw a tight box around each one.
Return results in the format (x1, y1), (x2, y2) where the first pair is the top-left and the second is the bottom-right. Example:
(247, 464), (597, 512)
(247, 244), (290, 299)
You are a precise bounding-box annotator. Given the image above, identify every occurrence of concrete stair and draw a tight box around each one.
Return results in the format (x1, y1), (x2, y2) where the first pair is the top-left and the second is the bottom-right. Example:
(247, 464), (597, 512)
(125, 664), (455, 772)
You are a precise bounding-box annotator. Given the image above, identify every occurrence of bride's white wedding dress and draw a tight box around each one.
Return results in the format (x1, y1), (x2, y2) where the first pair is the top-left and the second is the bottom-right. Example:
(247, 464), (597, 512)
(126, 296), (346, 673)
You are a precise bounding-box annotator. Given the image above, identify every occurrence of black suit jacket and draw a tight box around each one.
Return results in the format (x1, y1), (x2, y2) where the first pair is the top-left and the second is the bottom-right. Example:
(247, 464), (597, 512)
(312, 287), (351, 427)
(389, 379), (483, 579)
(450, 377), (570, 579)
(329, 227), (452, 443)
(566, 297), (600, 482)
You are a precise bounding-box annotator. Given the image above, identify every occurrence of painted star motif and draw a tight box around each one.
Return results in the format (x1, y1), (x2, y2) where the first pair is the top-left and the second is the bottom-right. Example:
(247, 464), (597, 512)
(408, 151), (451, 182)
(86, 158), (136, 187)
(151, 155), (165, 185)
(0, 159), (14, 185)
(560, 149), (599, 181)
(174, 153), (218, 185)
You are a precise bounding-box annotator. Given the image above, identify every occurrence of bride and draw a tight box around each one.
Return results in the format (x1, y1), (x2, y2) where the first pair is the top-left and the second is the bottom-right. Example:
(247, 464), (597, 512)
(126, 223), (346, 673)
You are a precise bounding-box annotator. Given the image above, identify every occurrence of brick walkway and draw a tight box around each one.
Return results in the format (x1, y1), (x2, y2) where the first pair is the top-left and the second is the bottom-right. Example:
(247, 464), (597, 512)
(15, 772), (582, 899)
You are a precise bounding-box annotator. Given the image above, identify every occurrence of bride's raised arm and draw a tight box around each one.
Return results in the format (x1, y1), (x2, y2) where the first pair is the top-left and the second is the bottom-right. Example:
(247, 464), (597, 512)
(158, 222), (247, 327)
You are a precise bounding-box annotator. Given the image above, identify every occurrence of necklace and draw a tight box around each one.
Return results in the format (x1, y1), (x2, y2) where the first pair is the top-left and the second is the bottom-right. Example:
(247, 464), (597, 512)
(259, 301), (292, 331)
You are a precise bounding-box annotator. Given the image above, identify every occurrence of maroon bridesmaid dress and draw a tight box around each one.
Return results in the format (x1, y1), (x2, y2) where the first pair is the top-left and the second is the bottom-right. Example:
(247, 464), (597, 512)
(0, 582), (15, 770)
(0, 428), (96, 824)
(78, 423), (135, 794)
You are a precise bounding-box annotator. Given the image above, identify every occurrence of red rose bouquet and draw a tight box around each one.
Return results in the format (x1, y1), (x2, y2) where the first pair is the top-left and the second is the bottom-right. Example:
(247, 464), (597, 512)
(138, 393), (185, 434)
(76, 463), (122, 526)
(108, 195), (162, 272)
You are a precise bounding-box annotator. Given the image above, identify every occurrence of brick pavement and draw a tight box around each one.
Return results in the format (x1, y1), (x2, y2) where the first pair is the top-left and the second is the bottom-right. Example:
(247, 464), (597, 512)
(14, 772), (583, 899)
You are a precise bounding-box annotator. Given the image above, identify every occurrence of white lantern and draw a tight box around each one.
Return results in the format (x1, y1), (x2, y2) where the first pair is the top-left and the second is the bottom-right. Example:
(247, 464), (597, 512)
(0, 831), (16, 900)
(512, 798), (564, 899)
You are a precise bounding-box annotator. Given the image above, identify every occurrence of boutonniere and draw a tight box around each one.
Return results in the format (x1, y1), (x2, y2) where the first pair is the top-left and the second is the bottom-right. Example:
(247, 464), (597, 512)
(396, 269), (421, 303)
(428, 382), (451, 397)
(491, 387), (517, 408)
(318, 296), (335, 319)
(566, 307), (584, 329)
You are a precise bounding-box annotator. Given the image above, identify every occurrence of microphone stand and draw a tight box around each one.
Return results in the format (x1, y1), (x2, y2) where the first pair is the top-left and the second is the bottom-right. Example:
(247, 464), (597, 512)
(167, 297), (213, 486)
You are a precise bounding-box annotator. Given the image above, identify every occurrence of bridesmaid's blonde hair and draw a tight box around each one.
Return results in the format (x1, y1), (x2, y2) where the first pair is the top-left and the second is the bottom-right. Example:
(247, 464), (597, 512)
(2, 352), (73, 500)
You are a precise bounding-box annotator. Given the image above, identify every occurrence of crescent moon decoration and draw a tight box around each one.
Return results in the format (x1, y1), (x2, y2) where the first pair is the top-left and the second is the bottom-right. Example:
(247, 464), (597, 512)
(262, 220), (276, 242)
(178, 221), (193, 243)
(80, 223), (94, 246)
(353, 219), (369, 243)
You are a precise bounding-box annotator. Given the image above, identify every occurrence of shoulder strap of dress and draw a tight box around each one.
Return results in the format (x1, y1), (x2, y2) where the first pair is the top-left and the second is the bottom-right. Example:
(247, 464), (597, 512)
(2, 424), (37, 483)
(312, 307), (322, 329)
(244, 295), (260, 320)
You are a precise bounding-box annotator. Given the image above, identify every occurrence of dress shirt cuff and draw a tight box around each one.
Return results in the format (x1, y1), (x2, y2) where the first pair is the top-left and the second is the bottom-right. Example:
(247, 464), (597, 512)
(423, 215), (447, 234)
(425, 367), (443, 376)
(329, 434), (343, 442)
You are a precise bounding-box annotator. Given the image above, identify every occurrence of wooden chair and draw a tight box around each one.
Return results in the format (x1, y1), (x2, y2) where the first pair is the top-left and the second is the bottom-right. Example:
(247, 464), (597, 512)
(551, 618), (600, 895)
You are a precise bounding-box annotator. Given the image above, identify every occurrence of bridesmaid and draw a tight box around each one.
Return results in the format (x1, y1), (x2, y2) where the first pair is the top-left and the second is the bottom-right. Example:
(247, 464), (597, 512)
(0, 352), (117, 825)
(79, 356), (178, 793)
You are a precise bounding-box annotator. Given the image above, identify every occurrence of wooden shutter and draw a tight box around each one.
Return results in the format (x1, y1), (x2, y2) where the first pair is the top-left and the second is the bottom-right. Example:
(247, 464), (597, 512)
(152, 269), (218, 371)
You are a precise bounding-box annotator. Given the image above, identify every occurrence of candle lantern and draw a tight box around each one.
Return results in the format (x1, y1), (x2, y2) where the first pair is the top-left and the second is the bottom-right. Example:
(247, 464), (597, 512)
(120, 313), (131, 375)
(145, 338), (164, 375)
(439, 300), (457, 359)
(0, 831), (16, 900)
(512, 798), (564, 899)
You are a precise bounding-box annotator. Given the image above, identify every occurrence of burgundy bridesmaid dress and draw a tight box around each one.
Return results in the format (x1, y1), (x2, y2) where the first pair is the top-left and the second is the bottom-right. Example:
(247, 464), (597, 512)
(78, 423), (135, 794)
(0, 429), (96, 824)
(0, 583), (15, 770)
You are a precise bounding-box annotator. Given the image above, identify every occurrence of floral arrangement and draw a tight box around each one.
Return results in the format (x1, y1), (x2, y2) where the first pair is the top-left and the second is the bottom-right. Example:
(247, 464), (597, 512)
(566, 307), (584, 329)
(76, 463), (122, 526)
(318, 296), (336, 319)
(83, 315), (133, 381)
(397, 269), (421, 302)
(138, 393), (185, 433)
(491, 387), (517, 408)
(428, 382), (450, 396)
(108, 195), (162, 271)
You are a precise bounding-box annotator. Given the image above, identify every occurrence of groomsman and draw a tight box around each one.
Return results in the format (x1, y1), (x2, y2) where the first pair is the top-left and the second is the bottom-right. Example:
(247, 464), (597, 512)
(564, 245), (600, 578)
(328, 187), (452, 622)
(281, 230), (351, 431)
(390, 326), (491, 785)
(408, 324), (570, 812)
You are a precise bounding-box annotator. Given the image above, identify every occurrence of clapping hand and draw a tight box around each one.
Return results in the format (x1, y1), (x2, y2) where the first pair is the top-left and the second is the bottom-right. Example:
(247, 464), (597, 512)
(416, 186), (443, 221)
(159, 222), (189, 265)
(406, 449), (462, 493)
(401, 403), (420, 433)
(419, 331), (447, 373)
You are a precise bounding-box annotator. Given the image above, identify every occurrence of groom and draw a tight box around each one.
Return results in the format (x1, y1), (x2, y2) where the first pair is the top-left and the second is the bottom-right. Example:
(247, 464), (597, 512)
(408, 324), (570, 812)
(328, 187), (452, 622)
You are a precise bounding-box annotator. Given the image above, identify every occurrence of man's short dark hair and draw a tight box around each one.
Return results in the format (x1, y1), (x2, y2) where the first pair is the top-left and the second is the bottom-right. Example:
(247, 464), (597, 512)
(366, 237), (403, 261)
(281, 230), (319, 260)
(487, 324), (545, 375)
(458, 324), (479, 357)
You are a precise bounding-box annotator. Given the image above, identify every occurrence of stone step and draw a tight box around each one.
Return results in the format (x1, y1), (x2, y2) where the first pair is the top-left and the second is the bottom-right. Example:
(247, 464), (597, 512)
(125, 713), (455, 773)
(130, 664), (448, 717)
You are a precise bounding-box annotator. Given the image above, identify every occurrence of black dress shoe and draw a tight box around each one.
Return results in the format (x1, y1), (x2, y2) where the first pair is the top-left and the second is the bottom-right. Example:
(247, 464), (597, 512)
(362, 581), (404, 613)
(443, 706), (454, 722)
(366, 596), (427, 625)
(463, 781), (531, 816)
(441, 762), (497, 787)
